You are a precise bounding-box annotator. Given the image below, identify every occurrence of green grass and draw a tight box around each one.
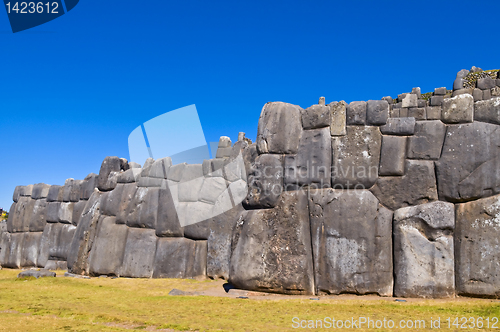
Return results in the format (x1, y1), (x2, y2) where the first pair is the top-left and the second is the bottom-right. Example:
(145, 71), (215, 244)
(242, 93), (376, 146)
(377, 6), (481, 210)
(1, 269), (500, 331)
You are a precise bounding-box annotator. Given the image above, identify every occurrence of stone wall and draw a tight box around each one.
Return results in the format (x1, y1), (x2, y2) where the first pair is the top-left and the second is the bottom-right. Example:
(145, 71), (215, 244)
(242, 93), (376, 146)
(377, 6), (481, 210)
(2, 67), (500, 298)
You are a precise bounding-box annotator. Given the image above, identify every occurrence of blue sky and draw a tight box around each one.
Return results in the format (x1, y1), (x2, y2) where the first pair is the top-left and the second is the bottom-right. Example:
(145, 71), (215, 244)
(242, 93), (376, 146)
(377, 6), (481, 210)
(1, 0), (499, 209)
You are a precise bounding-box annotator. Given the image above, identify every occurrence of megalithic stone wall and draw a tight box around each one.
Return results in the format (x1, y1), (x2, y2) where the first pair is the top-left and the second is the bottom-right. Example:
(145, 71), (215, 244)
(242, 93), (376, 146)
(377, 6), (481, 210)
(2, 67), (500, 298)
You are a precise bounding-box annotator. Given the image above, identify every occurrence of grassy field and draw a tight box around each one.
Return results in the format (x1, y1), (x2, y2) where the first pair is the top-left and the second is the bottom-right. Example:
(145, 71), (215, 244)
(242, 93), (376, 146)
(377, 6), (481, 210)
(1, 269), (500, 331)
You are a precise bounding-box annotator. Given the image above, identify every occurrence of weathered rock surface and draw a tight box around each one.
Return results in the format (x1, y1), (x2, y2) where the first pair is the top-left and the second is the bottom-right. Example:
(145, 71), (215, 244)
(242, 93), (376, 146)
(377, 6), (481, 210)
(380, 117), (415, 135)
(435, 122), (500, 202)
(379, 135), (406, 176)
(126, 187), (159, 229)
(97, 157), (122, 191)
(332, 126), (381, 189)
(244, 154), (283, 209)
(407, 120), (446, 160)
(153, 238), (207, 279)
(308, 189), (393, 296)
(346, 101), (366, 125)
(256, 102), (303, 154)
(330, 101), (347, 136)
(29, 199), (47, 232)
(120, 228), (157, 278)
(442, 94), (474, 123)
(393, 201), (455, 298)
(156, 185), (183, 237)
(301, 104), (330, 129)
(229, 191), (314, 295)
(366, 100), (389, 125)
(455, 194), (500, 297)
(284, 127), (331, 189)
(21, 232), (42, 267)
(474, 97), (500, 125)
(31, 183), (51, 200)
(18, 270), (56, 278)
(371, 160), (438, 210)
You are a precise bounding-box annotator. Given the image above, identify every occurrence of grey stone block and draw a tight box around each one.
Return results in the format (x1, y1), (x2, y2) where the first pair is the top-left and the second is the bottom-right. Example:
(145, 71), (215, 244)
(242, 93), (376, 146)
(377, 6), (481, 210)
(284, 127), (331, 189)
(67, 192), (102, 275)
(21, 232), (42, 267)
(417, 99), (428, 108)
(380, 117), (415, 135)
(442, 94), (474, 124)
(31, 184), (51, 200)
(393, 102), (402, 109)
(198, 177), (228, 204)
(244, 154), (283, 209)
(478, 77), (496, 90)
(382, 96), (393, 104)
(137, 176), (164, 188)
(216, 147), (233, 158)
(178, 165), (204, 202)
(58, 203), (74, 224)
(88, 216), (128, 276)
(473, 88), (483, 101)
(435, 122), (500, 202)
(430, 95), (444, 106)
(318, 96), (325, 106)
(399, 108), (408, 117)
(301, 104), (330, 129)
(346, 101), (366, 125)
(218, 136), (232, 148)
(332, 126), (381, 189)
(72, 200), (87, 226)
(408, 107), (426, 120)
(81, 173), (98, 200)
(371, 160), (438, 210)
(230, 191), (314, 295)
(116, 183), (138, 225)
(62, 179), (82, 202)
(126, 187), (159, 229)
(13, 186), (22, 203)
(0, 232), (24, 268)
(484, 88), (492, 100)
(21, 185), (33, 197)
(330, 101), (347, 136)
(29, 199), (47, 232)
(97, 156), (122, 191)
(7, 197), (33, 233)
(46, 202), (60, 223)
(397, 93), (409, 103)
(393, 201), (455, 298)
(148, 157), (172, 179)
(156, 185), (183, 237)
(308, 189), (393, 296)
(120, 228), (157, 278)
(475, 97), (500, 125)
(366, 100), (389, 125)
(452, 88), (474, 97)
(129, 162), (141, 169)
(202, 159), (224, 177)
(153, 238), (207, 279)
(38, 223), (57, 268)
(101, 184), (125, 217)
(379, 136), (406, 176)
(48, 223), (76, 261)
(412, 87), (422, 99)
(402, 94), (418, 108)
(46, 185), (62, 202)
(18, 270), (56, 278)
(256, 102), (303, 154)
(44, 260), (67, 270)
(116, 168), (141, 184)
(407, 120), (446, 160)
(389, 108), (399, 118)
(455, 194), (500, 297)
(167, 163), (187, 182)
(434, 87), (447, 95)
(425, 106), (442, 120)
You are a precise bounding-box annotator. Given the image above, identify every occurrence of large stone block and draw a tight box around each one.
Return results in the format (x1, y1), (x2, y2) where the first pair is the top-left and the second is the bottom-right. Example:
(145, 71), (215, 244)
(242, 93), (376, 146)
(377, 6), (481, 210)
(38, 223), (59, 267)
(346, 101), (366, 125)
(0, 233), (24, 268)
(442, 94), (474, 123)
(13, 186), (23, 203)
(308, 189), (393, 296)
(177, 165), (204, 202)
(435, 122), (500, 202)
(62, 179), (82, 203)
(46, 185), (62, 202)
(284, 127), (331, 189)
(330, 101), (347, 136)
(50, 224), (77, 261)
(116, 168), (141, 184)
(101, 184), (125, 217)
(29, 199), (47, 232)
(126, 187), (159, 229)
(31, 183), (51, 200)
(46, 202), (60, 223)
(7, 197), (32, 233)
(371, 160), (438, 210)
(407, 120), (446, 160)
(58, 203), (74, 224)
(366, 100), (389, 125)
(402, 94), (418, 108)
(80, 173), (98, 200)
(184, 205), (243, 279)
(478, 77), (496, 90)
(301, 104), (330, 129)
(425, 106), (442, 120)
(153, 238), (207, 279)
(474, 97), (500, 125)
(148, 157), (173, 179)
(167, 163), (187, 182)
(88, 217), (128, 276)
(379, 136), (406, 176)
(455, 194), (500, 297)
(393, 201), (455, 298)
(256, 102), (303, 154)
(332, 126), (381, 189)
(156, 185), (183, 237)
(72, 200), (87, 226)
(115, 183), (138, 224)
(21, 185), (33, 197)
(97, 157), (122, 191)
(229, 191), (314, 295)
(198, 177), (228, 205)
(67, 192), (102, 275)
(244, 154), (283, 209)
(380, 117), (415, 135)
(21, 232), (42, 267)
(120, 228), (157, 278)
